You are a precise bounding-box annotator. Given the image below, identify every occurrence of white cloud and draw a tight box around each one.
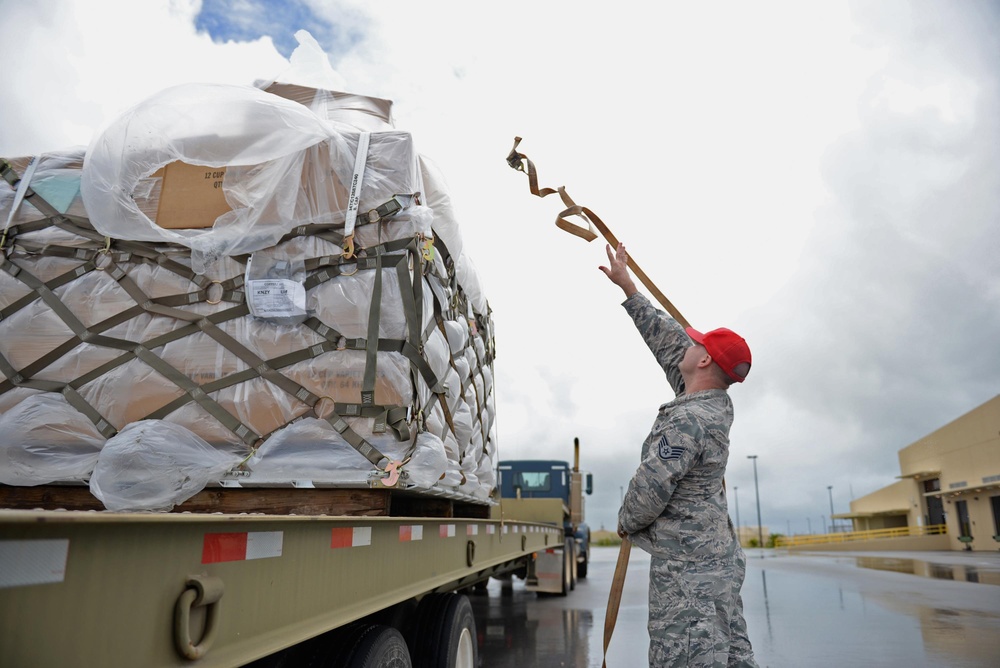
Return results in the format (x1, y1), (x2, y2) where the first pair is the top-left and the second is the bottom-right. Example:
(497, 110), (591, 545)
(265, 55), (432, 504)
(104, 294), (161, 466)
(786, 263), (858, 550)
(0, 0), (997, 535)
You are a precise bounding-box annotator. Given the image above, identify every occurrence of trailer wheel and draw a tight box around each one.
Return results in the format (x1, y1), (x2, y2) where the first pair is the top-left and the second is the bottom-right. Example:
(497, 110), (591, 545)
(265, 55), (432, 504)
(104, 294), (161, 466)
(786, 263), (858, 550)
(559, 545), (572, 596)
(344, 625), (411, 668)
(569, 541), (577, 591)
(408, 593), (477, 668)
(578, 550), (589, 579)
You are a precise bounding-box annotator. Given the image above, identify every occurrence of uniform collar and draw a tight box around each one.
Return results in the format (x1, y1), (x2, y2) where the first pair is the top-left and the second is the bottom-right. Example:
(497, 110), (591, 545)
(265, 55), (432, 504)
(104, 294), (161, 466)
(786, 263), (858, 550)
(661, 388), (729, 410)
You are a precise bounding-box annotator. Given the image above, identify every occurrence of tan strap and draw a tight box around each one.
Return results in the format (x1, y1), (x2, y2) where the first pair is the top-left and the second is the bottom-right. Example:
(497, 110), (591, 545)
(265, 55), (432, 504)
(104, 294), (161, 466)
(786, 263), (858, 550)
(602, 539), (632, 668)
(506, 136), (691, 329)
(508, 137), (702, 666)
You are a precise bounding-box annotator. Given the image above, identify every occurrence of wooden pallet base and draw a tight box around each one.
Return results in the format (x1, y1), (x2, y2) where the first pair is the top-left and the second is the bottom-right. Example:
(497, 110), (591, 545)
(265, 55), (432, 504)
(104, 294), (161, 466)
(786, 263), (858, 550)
(0, 484), (491, 519)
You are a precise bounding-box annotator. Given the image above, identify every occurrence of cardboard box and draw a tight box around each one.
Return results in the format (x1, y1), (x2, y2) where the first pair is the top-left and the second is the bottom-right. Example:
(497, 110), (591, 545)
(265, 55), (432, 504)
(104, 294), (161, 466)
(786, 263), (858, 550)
(152, 162), (232, 229)
(263, 82), (394, 129)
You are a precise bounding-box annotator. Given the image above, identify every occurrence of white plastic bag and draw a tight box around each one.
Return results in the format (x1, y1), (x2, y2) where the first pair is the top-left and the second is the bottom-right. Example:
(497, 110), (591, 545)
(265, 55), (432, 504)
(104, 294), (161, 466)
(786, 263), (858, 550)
(0, 393), (104, 485)
(89, 421), (242, 511)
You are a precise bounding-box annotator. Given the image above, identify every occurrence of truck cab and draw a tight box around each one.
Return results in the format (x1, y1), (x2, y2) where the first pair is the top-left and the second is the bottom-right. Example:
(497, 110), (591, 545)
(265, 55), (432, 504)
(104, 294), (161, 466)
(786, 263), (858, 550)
(495, 440), (594, 591)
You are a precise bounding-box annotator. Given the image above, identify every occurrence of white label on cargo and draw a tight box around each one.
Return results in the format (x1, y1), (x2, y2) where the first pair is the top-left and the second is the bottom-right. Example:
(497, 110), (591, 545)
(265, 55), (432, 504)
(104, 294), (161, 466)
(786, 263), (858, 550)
(0, 539), (69, 588)
(247, 279), (306, 317)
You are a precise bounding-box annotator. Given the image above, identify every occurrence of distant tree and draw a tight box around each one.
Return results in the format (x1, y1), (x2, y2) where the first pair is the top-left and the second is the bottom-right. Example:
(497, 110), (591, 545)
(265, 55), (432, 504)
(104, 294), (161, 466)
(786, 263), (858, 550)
(766, 533), (783, 548)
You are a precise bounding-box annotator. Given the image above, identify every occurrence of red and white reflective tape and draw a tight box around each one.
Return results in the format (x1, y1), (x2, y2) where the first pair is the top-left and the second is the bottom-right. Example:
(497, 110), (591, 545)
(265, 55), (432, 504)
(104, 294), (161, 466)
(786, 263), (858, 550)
(486, 525), (496, 535)
(439, 524), (456, 538)
(0, 539), (69, 588)
(466, 524), (479, 536)
(399, 525), (424, 542)
(202, 531), (283, 564)
(331, 526), (372, 549)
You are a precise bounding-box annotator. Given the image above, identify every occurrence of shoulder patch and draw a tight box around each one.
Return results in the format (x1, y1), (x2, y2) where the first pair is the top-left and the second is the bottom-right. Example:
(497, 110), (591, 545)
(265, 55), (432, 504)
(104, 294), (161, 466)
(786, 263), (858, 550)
(657, 434), (685, 461)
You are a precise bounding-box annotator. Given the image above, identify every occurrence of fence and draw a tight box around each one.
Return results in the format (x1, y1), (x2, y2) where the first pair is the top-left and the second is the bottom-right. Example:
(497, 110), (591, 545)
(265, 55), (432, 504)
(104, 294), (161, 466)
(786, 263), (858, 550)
(775, 524), (947, 548)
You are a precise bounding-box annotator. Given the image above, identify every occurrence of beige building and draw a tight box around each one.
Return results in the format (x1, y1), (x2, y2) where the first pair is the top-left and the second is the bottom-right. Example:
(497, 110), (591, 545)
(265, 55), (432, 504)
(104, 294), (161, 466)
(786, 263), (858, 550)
(837, 394), (1000, 552)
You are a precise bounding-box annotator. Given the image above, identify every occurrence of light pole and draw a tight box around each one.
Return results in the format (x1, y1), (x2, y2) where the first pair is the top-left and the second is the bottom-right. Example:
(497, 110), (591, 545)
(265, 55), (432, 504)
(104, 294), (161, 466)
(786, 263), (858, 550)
(807, 517), (812, 534)
(827, 485), (835, 533)
(734, 486), (741, 546)
(748, 455), (763, 549)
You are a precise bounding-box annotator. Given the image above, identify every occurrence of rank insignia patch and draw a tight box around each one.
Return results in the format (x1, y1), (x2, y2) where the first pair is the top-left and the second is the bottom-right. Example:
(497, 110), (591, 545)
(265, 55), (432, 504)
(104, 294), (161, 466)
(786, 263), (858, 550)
(657, 434), (684, 461)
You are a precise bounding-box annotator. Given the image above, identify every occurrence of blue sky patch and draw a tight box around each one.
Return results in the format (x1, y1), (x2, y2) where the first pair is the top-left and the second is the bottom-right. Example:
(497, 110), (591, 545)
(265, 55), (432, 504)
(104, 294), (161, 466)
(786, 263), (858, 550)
(195, 0), (363, 59)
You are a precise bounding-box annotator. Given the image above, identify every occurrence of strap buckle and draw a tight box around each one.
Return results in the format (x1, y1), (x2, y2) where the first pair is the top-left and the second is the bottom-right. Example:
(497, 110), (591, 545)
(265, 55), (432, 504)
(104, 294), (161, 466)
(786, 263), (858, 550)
(366, 193), (420, 224)
(506, 136), (525, 171)
(382, 459), (404, 487)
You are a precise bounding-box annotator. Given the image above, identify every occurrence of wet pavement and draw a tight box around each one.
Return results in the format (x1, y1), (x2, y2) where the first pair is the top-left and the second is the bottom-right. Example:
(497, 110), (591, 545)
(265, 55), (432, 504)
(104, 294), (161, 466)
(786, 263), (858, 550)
(470, 546), (1000, 667)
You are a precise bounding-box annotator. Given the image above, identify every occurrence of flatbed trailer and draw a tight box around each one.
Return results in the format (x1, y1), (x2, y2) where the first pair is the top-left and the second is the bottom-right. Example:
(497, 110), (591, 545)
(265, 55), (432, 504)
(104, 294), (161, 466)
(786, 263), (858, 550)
(0, 494), (563, 667)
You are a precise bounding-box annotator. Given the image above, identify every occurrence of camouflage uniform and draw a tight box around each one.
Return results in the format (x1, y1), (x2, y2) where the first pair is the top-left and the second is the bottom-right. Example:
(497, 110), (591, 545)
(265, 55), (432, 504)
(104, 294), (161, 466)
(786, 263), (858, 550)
(618, 293), (757, 667)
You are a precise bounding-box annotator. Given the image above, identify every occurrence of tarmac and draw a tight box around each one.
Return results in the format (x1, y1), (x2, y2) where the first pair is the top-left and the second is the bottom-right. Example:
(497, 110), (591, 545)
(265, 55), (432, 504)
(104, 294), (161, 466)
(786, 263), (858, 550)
(470, 545), (1000, 667)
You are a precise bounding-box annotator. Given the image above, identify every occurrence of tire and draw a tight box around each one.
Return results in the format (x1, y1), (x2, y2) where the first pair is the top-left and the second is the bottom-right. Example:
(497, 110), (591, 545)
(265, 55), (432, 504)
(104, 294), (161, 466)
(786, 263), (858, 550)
(408, 593), (477, 668)
(560, 545), (571, 597)
(578, 550), (589, 579)
(568, 541), (577, 591)
(345, 625), (411, 668)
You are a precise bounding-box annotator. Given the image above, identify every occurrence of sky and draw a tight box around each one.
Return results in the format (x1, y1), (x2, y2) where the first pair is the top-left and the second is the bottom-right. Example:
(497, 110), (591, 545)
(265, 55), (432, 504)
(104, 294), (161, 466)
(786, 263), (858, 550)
(1, 0), (998, 536)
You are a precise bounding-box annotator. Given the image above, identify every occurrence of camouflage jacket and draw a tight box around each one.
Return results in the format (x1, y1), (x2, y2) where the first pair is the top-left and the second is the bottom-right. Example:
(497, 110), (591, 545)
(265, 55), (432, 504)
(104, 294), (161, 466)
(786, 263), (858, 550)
(618, 293), (739, 562)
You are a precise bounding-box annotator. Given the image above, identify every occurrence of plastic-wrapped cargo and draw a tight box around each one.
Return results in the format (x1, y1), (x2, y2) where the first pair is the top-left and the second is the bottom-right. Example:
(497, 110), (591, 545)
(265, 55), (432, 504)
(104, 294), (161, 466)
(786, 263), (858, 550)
(0, 41), (497, 511)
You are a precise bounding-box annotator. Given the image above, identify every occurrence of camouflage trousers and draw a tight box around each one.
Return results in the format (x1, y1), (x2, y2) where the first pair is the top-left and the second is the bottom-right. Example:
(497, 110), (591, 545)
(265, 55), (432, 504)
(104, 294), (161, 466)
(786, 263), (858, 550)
(647, 550), (757, 667)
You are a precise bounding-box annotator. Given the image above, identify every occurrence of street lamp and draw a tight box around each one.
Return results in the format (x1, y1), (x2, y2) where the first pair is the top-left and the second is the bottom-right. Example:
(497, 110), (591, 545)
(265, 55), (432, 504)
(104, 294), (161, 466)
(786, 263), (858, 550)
(827, 485), (835, 533)
(748, 455), (763, 549)
(733, 486), (741, 545)
(733, 485), (740, 535)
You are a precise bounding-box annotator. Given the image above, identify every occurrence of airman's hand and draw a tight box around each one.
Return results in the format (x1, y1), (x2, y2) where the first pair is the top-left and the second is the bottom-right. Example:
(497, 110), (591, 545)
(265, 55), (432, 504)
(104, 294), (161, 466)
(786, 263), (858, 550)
(599, 243), (638, 297)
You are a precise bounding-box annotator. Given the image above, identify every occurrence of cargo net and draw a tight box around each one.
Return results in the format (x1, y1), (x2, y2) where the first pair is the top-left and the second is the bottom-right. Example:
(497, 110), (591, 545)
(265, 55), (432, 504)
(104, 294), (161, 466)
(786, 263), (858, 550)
(0, 99), (497, 512)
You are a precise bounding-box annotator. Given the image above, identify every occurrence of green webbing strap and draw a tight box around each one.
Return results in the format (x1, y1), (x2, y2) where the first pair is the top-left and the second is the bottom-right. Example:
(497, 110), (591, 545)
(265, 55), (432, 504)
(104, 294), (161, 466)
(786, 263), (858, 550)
(133, 344), (260, 447)
(302, 237), (414, 291)
(273, 194), (418, 250)
(361, 250), (383, 409)
(277, 222), (345, 246)
(0, 254), (112, 321)
(0, 349), (65, 393)
(0, 251), (261, 446)
(61, 386), (117, 438)
(2, 255), (132, 351)
(100, 252), (318, 407)
(322, 411), (386, 467)
(425, 276), (453, 321)
(397, 240), (423, 350)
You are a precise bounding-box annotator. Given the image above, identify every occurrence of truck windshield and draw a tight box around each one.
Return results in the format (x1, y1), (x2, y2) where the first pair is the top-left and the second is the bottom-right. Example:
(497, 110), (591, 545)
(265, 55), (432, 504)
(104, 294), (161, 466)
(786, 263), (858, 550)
(515, 472), (551, 492)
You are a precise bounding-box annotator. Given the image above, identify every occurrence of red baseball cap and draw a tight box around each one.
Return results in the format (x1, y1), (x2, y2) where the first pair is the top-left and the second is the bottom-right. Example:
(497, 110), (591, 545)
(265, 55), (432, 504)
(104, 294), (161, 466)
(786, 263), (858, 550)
(685, 327), (752, 383)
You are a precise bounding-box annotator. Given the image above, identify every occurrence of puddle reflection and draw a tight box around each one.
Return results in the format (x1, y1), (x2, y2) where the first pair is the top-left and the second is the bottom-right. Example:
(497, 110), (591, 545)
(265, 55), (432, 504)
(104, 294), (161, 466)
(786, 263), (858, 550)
(471, 585), (593, 667)
(851, 556), (1000, 586)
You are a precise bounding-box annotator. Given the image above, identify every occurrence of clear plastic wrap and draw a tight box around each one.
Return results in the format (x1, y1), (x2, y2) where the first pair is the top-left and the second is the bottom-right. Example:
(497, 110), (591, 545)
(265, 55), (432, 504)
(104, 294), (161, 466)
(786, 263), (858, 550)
(80, 83), (340, 271)
(0, 394), (104, 485)
(89, 421), (243, 511)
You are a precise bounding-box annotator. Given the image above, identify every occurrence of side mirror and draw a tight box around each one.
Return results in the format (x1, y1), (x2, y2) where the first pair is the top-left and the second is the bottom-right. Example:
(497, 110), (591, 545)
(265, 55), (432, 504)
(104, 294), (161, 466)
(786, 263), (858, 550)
(585, 473), (593, 495)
